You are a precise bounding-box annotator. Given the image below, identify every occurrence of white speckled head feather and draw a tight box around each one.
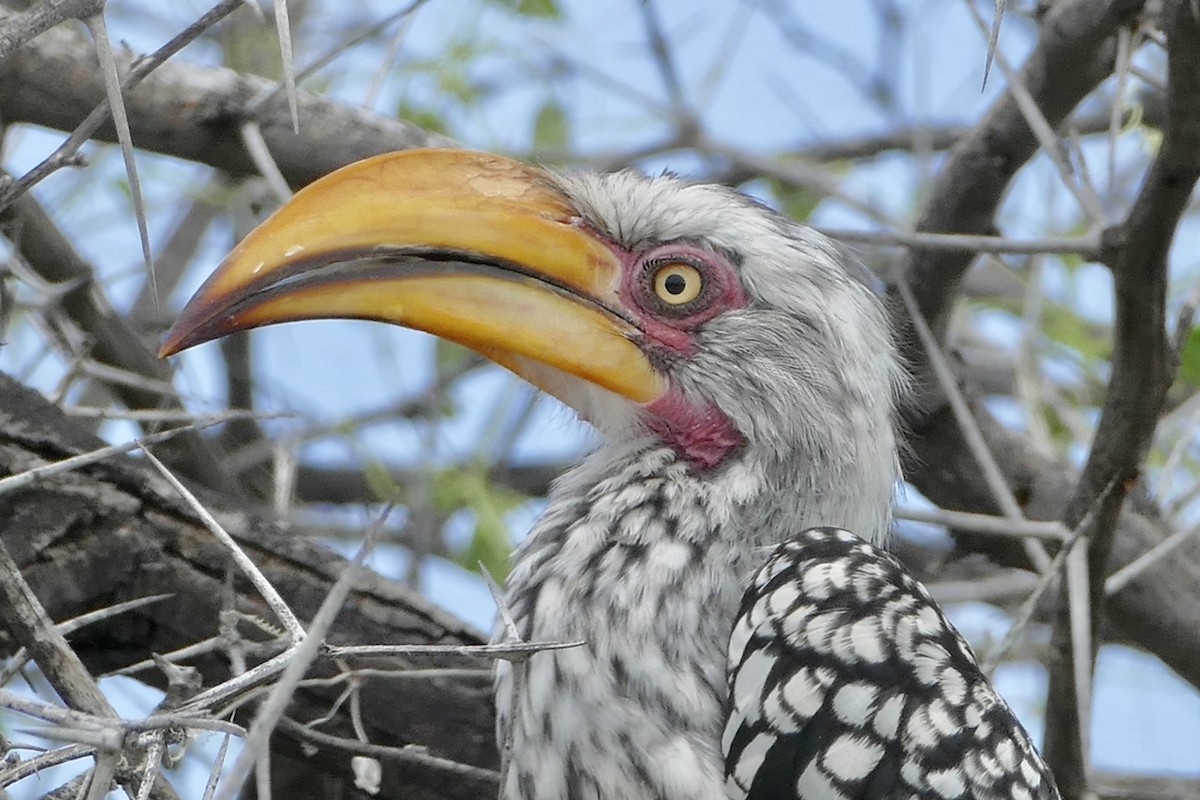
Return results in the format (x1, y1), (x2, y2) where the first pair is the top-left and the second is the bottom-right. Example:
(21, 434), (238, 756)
(551, 169), (906, 542)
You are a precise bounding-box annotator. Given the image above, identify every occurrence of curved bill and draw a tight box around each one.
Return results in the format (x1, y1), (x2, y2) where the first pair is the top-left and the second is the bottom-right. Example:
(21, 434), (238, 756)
(160, 149), (664, 404)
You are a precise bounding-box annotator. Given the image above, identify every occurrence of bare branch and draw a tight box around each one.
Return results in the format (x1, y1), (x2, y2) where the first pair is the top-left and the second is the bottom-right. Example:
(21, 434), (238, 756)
(896, 506), (1067, 541)
(824, 227), (1101, 258)
(0, 371), (497, 799)
(1044, 1), (1200, 791)
(0, 542), (117, 718)
(0, 0), (103, 61)
(0, 189), (235, 491)
(894, 271), (1052, 572)
(214, 529), (373, 800)
(141, 447), (305, 641)
(270, 0), (298, 134)
(0, 413), (267, 497)
(0, 8), (453, 194)
(0, 0), (247, 208)
(982, 0), (1008, 89)
(279, 718), (500, 786)
(0, 594), (172, 685)
(83, 11), (154, 297)
(897, 0), (1143, 341)
(964, 0), (1106, 224)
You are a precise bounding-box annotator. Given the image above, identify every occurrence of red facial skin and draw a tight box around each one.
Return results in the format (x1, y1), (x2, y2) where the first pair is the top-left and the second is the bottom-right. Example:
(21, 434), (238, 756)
(616, 242), (746, 355)
(599, 235), (750, 471)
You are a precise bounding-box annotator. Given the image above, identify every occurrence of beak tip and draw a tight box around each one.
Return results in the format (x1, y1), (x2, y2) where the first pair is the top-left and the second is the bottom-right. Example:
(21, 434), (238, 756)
(159, 294), (224, 358)
(158, 329), (196, 359)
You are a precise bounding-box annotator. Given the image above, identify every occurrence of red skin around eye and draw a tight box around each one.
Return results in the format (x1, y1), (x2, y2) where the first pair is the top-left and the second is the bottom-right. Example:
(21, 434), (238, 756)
(593, 236), (749, 470)
(570, 220), (750, 469)
(613, 242), (747, 356)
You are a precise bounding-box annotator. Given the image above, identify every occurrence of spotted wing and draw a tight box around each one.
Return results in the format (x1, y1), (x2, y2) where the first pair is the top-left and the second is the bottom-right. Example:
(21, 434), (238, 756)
(722, 527), (1061, 800)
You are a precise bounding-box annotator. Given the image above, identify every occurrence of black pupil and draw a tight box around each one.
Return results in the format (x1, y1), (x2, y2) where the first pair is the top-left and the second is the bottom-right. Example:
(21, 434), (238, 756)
(663, 273), (688, 295)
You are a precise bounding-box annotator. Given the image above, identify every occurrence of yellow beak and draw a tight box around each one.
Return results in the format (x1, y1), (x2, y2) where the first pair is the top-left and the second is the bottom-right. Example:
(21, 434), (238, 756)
(160, 149), (664, 404)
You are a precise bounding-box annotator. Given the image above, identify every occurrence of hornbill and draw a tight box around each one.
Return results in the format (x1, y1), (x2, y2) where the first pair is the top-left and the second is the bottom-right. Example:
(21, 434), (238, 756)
(162, 149), (1060, 800)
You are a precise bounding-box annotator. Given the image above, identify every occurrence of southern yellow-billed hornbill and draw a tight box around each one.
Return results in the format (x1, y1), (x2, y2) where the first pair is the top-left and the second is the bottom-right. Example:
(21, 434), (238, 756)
(162, 149), (1060, 800)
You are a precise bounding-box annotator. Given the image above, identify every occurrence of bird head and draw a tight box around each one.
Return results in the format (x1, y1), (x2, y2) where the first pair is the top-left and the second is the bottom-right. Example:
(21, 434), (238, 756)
(162, 149), (902, 514)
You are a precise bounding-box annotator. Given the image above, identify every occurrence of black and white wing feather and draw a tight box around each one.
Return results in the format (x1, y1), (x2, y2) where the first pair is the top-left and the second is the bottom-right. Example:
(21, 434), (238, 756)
(723, 527), (1061, 800)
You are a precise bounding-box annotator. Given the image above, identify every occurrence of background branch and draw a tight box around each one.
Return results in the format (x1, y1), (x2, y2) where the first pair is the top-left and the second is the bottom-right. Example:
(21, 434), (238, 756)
(1044, 1), (1200, 792)
(0, 11), (452, 190)
(1, 1), (1198, 796)
(0, 374), (495, 800)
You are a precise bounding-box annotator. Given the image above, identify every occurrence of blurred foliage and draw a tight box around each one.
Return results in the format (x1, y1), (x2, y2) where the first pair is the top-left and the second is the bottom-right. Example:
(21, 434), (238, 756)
(1179, 328), (1200, 387)
(533, 99), (570, 151)
(432, 466), (528, 580)
(1039, 302), (1112, 363)
(489, 0), (562, 18)
(767, 177), (823, 223)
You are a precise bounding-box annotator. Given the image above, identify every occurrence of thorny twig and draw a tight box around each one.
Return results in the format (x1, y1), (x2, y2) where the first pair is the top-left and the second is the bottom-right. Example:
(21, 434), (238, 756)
(82, 11), (155, 298)
(893, 269), (1053, 573)
(1043, 2), (1200, 788)
(0, 594), (172, 686)
(0, 0), (104, 61)
(212, 507), (389, 800)
(0, 0), (245, 209)
(141, 445), (306, 641)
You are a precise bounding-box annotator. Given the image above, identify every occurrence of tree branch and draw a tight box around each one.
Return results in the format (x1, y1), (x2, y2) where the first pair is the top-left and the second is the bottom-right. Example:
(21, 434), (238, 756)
(0, 12), (453, 191)
(897, 0), (1144, 345)
(3, 6), (1198, 794)
(0, 189), (237, 494)
(0, 0), (102, 61)
(0, 373), (496, 800)
(1044, 1), (1200, 793)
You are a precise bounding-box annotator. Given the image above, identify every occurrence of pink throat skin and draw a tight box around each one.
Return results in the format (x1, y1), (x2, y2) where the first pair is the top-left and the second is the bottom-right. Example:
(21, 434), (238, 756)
(646, 392), (745, 471)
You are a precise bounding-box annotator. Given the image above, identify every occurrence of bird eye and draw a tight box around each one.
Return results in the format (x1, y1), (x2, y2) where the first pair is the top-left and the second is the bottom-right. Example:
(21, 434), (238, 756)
(652, 263), (703, 305)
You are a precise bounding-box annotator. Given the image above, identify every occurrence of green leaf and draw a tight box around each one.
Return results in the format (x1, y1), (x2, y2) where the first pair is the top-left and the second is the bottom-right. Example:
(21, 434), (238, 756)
(397, 102), (449, 136)
(490, 0), (561, 18)
(432, 466), (527, 581)
(1040, 402), (1072, 447)
(456, 511), (515, 582)
(1055, 222), (1092, 273)
(768, 179), (822, 221)
(532, 100), (569, 151)
(435, 339), (474, 381)
(362, 459), (403, 503)
(437, 69), (482, 105)
(1178, 327), (1200, 386)
(1040, 305), (1110, 361)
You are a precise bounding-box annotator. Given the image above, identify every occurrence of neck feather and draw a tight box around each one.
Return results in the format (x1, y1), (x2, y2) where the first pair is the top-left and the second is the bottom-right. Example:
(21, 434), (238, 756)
(542, 432), (895, 551)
